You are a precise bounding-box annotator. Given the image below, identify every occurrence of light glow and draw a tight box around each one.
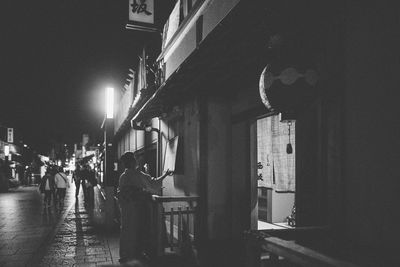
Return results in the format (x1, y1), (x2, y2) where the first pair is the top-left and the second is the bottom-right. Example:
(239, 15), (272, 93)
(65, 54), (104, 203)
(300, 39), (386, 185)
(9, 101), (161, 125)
(4, 145), (9, 156)
(106, 87), (114, 119)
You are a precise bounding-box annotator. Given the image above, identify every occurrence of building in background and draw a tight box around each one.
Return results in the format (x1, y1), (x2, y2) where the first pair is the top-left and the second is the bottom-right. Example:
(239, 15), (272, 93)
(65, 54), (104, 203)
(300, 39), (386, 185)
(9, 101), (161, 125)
(0, 124), (29, 188)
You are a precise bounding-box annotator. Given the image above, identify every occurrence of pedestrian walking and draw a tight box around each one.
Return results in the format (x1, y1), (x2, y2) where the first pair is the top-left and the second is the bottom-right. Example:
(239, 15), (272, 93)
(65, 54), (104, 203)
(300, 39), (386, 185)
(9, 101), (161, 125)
(72, 164), (83, 199)
(54, 167), (69, 207)
(23, 167), (32, 186)
(117, 151), (172, 263)
(86, 165), (97, 206)
(80, 164), (97, 206)
(79, 164), (91, 202)
(39, 168), (56, 207)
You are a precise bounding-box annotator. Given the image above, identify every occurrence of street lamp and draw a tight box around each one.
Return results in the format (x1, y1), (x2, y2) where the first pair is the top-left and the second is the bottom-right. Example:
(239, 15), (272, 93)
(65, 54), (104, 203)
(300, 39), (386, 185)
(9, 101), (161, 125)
(4, 145), (9, 157)
(102, 86), (116, 226)
(4, 145), (11, 162)
(105, 87), (114, 119)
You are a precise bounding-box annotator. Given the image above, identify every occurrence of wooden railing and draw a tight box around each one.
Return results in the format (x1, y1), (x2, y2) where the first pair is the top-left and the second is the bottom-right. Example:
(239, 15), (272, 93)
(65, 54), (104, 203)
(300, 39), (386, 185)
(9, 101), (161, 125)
(245, 228), (359, 267)
(150, 195), (199, 257)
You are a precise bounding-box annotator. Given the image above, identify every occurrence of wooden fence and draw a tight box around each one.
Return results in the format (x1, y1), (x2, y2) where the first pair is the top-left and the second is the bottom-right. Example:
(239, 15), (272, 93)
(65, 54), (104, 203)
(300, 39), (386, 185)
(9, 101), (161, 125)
(150, 195), (199, 257)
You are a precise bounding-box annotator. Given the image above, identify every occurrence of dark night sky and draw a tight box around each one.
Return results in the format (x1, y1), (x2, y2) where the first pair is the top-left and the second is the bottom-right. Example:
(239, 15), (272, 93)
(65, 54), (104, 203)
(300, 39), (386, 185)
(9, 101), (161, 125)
(1, 0), (157, 153)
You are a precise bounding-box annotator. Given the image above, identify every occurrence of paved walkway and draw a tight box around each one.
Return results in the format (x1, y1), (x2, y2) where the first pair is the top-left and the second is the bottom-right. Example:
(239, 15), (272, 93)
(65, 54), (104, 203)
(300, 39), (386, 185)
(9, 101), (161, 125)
(37, 186), (119, 267)
(0, 183), (120, 267)
(0, 185), (63, 267)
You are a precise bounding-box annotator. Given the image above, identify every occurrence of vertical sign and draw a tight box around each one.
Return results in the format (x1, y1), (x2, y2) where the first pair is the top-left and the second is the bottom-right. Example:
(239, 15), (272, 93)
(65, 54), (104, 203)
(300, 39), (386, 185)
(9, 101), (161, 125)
(127, 0), (157, 32)
(129, 0), (154, 24)
(7, 128), (13, 143)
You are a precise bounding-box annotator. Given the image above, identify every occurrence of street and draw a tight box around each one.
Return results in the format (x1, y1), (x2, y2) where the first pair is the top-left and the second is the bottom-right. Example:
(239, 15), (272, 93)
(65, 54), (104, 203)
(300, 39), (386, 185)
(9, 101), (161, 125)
(0, 182), (119, 267)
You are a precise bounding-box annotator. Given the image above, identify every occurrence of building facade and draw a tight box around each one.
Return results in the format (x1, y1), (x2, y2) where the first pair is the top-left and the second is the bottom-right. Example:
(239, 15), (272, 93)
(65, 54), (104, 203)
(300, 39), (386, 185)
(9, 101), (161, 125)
(113, 1), (400, 266)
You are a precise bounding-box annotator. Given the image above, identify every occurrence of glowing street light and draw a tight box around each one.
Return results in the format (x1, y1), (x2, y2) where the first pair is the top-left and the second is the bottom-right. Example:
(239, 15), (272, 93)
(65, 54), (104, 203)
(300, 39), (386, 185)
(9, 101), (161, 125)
(4, 145), (11, 161)
(4, 145), (10, 156)
(103, 86), (117, 226)
(105, 87), (114, 119)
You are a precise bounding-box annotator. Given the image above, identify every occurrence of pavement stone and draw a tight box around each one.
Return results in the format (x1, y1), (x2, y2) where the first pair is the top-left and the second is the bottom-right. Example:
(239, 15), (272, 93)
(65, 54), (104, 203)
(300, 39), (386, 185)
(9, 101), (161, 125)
(0, 185), (66, 267)
(35, 186), (119, 267)
(0, 182), (120, 267)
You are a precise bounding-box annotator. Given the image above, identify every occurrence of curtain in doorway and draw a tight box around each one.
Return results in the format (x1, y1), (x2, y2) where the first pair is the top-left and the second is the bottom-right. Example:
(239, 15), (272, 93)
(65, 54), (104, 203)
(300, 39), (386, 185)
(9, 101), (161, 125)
(257, 117), (273, 188)
(257, 115), (295, 192)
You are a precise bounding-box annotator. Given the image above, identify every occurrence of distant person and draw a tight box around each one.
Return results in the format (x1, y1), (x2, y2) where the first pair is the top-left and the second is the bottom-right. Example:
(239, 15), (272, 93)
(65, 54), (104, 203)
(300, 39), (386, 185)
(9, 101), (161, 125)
(72, 164), (85, 199)
(39, 168), (56, 207)
(54, 167), (69, 207)
(83, 164), (97, 206)
(118, 151), (172, 263)
(79, 164), (91, 202)
(24, 167), (32, 186)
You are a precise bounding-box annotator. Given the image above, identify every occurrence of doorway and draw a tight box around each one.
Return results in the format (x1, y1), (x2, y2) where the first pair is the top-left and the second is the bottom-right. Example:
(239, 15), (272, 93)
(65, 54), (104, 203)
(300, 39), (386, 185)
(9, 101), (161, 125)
(253, 114), (296, 230)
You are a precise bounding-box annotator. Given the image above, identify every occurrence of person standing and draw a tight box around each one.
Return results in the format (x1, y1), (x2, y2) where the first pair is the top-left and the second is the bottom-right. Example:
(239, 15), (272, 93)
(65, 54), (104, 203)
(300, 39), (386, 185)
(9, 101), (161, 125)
(54, 167), (69, 207)
(72, 164), (83, 198)
(80, 164), (97, 206)
(23, 167), (32, 186)
(39, 168), (56, 207)
(86, 165), (97, 206)
(118, 151), (172, 263)
(79, 164), (90, 202)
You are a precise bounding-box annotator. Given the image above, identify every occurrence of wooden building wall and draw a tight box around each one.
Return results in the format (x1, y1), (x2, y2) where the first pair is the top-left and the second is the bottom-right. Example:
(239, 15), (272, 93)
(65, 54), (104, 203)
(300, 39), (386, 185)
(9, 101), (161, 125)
(342, 2), (400, 258)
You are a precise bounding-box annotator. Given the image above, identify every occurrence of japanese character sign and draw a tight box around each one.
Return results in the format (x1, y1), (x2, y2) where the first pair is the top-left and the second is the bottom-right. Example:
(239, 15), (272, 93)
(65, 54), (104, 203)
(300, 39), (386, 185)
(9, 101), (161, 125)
(129, 0), (154, 25)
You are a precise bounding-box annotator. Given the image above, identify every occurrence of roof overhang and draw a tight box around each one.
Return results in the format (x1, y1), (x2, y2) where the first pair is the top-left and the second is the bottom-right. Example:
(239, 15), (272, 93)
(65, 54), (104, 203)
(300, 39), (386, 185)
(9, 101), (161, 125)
(125, 0), (337, 131)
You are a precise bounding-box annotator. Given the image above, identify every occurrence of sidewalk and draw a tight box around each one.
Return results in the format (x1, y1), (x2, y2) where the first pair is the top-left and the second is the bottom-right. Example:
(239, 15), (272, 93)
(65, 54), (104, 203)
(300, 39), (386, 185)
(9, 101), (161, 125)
(35, 185), (120, 267)
(1, 185), (198, 267)
(0, 186), (63, 267)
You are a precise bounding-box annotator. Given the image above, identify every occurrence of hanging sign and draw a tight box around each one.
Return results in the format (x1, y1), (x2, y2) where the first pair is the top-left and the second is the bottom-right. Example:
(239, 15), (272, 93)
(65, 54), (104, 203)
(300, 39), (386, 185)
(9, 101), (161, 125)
(126, 0), (158, 32)
(259, 63), (319, 116)
(163, 136), (179, 173)
(7, 128), (14, 143)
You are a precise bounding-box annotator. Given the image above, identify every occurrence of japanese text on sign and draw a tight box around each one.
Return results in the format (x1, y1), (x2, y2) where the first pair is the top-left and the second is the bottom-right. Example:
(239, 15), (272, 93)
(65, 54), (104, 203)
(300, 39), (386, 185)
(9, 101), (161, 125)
(129, 0), (154, 24)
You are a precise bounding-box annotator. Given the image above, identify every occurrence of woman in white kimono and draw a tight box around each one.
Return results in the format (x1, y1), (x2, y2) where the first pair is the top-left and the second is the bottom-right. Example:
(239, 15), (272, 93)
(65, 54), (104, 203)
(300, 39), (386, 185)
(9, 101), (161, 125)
(118, 151), (172, 263)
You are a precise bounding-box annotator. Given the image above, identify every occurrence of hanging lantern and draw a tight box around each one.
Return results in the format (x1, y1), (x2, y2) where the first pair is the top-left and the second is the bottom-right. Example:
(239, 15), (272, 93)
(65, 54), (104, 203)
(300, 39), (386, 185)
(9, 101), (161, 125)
(259, 63), (319, 117)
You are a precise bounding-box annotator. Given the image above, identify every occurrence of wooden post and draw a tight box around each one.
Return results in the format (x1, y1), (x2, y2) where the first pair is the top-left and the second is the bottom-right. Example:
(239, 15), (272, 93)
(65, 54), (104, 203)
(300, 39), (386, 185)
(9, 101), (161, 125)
(170, 208), (174, 251)
(153, 200), (164, 256)
(178, 206), (182, 248)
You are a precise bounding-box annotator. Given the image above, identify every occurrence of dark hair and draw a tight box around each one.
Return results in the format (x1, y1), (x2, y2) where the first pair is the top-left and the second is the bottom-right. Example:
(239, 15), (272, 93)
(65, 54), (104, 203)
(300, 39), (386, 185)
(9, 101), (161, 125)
(120, 151), (136, 168)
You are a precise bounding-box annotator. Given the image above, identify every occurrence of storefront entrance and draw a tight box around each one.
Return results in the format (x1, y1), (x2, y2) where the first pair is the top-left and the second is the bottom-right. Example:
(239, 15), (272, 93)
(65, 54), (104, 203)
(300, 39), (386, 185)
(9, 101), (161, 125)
(252, 114), (296, 230)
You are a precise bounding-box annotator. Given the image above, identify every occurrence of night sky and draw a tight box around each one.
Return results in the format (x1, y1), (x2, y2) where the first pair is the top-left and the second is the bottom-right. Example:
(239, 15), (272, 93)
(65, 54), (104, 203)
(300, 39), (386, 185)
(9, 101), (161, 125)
(1, 0), (152, 153)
